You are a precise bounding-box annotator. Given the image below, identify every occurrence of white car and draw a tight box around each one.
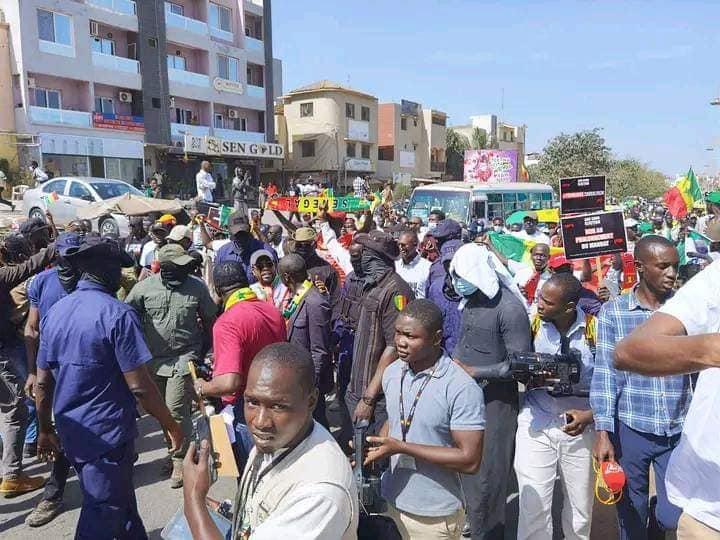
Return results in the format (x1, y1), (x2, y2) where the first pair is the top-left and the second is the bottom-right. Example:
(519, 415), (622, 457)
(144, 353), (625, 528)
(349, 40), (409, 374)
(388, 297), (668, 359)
(24, 176), (146, 237)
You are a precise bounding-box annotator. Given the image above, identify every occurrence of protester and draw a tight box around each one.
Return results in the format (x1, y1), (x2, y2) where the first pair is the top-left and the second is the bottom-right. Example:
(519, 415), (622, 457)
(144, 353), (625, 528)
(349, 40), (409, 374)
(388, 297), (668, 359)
(29, 161), (49, 185)
(515, 274), (596, 540)
(34, 236), (182, 538)
(548, 254), (604, 316)
(511, 212), (550, 244)
(215, 211), (277, 284)
(395, 229), (431, 300)
(22, 233), (81, 525)
(231, 168), (251, 214)
(266, 224), (285, 258)
(20, 218), (52, 253)
(183, 342), (359, 539)
(366, 299), (485, 540)
(0, 169), (15, 211)
(278, 254), (332, 428)
(449, 242), (531, 540)
(591, 235), (690, 538)
(195, 261), (286, 469)
(125, 243), (217, 488)
(196, 161), (216, 203)
(290, 227), (339, 305)
(249, 249), (289, 309)
(512, 243), (551, 312)
(346, 230), (414, 436)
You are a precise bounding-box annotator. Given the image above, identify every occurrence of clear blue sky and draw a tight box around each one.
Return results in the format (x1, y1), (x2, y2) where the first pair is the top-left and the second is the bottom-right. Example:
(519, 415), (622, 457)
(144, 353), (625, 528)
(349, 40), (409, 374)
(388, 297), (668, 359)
(273, 0), (720, 177)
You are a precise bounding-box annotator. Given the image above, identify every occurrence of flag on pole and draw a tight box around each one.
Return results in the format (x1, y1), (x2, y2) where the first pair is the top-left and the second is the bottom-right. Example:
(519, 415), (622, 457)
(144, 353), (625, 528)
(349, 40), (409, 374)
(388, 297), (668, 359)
(664, 167), (702, 218)
(520, 162), (530, 181)
(487, 232), (564, 265)
(42, 192), (59, 206)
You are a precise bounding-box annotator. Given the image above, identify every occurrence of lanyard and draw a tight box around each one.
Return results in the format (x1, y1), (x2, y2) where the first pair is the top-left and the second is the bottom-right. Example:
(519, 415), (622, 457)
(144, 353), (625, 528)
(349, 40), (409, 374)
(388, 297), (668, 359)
(399, 363), (438, 442)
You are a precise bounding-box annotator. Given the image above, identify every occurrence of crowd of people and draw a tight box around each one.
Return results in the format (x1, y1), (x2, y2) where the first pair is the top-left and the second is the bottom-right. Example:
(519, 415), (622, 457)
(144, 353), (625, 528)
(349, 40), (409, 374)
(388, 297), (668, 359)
(0, 178), (719, 540)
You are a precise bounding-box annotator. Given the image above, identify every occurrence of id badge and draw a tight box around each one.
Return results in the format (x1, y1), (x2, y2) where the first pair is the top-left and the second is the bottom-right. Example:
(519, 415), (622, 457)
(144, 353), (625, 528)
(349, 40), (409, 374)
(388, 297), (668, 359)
(396, 454), (416, 471)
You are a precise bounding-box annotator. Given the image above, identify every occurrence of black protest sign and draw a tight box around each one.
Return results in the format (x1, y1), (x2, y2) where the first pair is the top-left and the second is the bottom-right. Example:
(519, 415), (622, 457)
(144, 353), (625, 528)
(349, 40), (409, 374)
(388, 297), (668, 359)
(559, 175), (606, 215)
(560, 211), (628, 259)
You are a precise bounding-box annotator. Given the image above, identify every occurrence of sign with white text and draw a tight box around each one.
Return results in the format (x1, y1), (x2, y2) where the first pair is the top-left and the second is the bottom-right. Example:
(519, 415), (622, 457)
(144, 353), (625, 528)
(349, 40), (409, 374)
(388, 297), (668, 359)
(559, 175), (606, 215)
(561, 211), (628, 259)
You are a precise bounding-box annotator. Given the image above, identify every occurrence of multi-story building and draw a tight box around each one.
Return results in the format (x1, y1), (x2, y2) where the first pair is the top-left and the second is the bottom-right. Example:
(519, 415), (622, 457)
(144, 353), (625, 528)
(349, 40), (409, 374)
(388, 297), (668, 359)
(377, 100), (447, 184)
(0, 0), (282, 196)
(276, 80), (377, 191)
(451, 114), (527, 174)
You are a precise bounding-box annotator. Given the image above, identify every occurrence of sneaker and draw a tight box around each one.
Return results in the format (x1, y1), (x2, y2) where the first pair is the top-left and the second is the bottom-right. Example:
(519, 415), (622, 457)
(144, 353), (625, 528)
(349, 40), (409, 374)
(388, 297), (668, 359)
(25, 499), (64, 527)
(0, 475), (45, 498)
(461, 520), (471, 538)
(170, 460), (183, 489)
(23, 443), (37, 458)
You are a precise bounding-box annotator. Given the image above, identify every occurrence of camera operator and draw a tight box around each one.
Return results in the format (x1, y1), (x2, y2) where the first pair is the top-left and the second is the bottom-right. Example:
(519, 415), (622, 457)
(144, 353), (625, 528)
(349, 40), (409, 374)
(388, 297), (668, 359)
(364, 300), (485, 539)
(515, 273), (596, 540)
(449, 243), (531, 540)
(590, 235), (691, 539)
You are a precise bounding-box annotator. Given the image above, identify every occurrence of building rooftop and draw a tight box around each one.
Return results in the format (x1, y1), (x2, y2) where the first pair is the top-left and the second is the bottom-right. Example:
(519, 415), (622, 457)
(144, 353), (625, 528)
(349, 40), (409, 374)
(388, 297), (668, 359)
(284, 80), (377, 101)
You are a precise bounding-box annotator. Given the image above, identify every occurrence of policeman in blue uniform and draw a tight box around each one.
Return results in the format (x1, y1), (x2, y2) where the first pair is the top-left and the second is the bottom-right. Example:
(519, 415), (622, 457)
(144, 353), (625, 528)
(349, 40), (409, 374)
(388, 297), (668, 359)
(34, 236), (183, 540)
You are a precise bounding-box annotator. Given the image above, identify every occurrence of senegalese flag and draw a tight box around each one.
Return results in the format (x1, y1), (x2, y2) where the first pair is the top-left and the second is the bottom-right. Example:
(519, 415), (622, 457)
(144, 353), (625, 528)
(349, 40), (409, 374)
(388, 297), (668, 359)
(42, 191), (59, 206)
(393, 294), (408, 311)
(676, 229), (711, 267)
(520, 162), (529, 181)
(664, 167), (701, 219)
(219, 205), (232, 227)
(506, 208), (560, 226)
(487, 231), (564, 266)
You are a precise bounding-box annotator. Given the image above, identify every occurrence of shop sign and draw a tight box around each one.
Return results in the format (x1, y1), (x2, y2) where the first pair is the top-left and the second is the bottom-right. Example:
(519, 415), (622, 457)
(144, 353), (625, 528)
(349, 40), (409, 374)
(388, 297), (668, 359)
(184, 135), (284, 159)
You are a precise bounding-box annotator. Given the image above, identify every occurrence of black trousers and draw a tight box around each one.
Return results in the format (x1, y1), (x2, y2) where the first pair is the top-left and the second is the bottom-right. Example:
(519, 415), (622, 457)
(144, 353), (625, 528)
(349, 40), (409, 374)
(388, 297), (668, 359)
(0, 188), (12, 208)
(460, 381), (519, 540)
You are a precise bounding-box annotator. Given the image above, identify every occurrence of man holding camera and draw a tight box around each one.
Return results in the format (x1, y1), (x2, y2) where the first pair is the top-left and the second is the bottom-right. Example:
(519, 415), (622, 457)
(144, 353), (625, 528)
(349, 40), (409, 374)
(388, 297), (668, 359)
(590, 235), (691, 539)
(515, 273), (596, 540)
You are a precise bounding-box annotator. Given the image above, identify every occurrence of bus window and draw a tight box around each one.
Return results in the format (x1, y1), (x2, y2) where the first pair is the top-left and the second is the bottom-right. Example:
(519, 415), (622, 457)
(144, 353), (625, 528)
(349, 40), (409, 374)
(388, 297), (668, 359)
(487, 193), (502, 203)
(409, 190), (470, 223)
(502, 192), (517, 213)
(472, 200), (487, 221)
(488, 203), (503, 219)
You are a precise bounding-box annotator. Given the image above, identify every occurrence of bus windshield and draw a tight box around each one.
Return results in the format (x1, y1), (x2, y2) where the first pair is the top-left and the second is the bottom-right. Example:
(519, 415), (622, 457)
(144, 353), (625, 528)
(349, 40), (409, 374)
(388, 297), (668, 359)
(409, 190), (470, 223)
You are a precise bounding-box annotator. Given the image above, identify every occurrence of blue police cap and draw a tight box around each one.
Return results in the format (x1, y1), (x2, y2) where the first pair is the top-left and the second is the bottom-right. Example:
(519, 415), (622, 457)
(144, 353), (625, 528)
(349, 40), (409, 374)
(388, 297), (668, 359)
(56, 232), (82, 258)
(63, 236), (134, 268)
(433, 219), (462, 240)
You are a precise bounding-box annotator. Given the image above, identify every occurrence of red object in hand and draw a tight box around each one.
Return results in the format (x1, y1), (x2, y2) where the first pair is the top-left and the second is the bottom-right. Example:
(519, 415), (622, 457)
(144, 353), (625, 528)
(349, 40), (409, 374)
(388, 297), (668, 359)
(601, 461), (626, 493)
(151, 260), (161, 273)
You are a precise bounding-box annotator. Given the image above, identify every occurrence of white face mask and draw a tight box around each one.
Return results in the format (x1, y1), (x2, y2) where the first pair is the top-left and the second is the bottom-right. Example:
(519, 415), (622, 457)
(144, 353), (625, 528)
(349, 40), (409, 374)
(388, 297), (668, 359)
(428, 222), (438, 231)
(493, 225), (503, 232)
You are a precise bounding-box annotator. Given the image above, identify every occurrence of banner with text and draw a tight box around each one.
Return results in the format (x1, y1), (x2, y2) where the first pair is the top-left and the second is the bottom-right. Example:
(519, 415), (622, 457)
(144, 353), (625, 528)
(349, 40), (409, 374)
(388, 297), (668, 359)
(463, 149), (518, 183)
(559, 175), (606, 215)
(561, 210), (628, 260)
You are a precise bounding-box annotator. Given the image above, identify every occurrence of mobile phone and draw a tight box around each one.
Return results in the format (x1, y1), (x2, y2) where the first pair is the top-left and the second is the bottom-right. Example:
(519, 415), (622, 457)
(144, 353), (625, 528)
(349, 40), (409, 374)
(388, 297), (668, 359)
(193, 416), (218, 484)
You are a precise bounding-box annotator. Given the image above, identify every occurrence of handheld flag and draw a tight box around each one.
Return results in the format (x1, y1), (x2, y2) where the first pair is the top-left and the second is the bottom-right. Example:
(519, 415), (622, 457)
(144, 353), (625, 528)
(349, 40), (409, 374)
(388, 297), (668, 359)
(42, 192), (59, 206)
(664, 167), (701, 218)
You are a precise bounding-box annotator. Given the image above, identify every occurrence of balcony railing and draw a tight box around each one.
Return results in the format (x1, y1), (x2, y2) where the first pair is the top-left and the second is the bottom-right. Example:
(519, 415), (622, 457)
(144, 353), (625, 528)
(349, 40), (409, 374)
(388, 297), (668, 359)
(29, 106), (92, 128)
(247, 84), (265, 99)
(171, 123), (211, 141)
(168, 68), (210, 87)
(213, 127), (264, 144)
(244, 36), (264, 52)
(86, 0), (137, 16)
(211, 26), (234, 42)
(92, 51), (139, 73)
(38, 40), (75, 58)
(165, 9), (209, 35)
(430, 162), (446, 172)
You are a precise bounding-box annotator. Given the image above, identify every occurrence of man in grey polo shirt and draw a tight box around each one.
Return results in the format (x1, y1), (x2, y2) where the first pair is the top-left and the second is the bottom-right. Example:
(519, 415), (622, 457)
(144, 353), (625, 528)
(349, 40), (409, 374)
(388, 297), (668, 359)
(365, 299), (485, 539)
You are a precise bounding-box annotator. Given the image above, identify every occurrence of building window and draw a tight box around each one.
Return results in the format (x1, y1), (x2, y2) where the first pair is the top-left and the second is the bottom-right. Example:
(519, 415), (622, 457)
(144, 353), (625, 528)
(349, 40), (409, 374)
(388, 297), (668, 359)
(174, 108), (193, 124)
(209, 3), (232, 32)
(413, 143), (418, 151)
(214, 113), (224, 129)
(378, 146), (393, 161)
(432, 115), (446, 126)
(90, 37), (115, 55)
(165, 2), (184, 16)
(246, 64), (264, 87)
(94, 97), (114, 114)
(346, 142), (356, 158)
(300, 102), (313, 118)
(218, 54), (239, 81)
(401, 117), (407, 130)
(361, 106), (370, 122)
(345, 103), (355, 119)
(300, 140), (315, 158)
(361, 144), (370, 159)
(167, 54), (186, 70)
(413, 118), (417, 127)
(244, 13), (263, 39)
(37, 9), (72, 46)
(35, 88), (61, 109)
(148, 37), (158, 48)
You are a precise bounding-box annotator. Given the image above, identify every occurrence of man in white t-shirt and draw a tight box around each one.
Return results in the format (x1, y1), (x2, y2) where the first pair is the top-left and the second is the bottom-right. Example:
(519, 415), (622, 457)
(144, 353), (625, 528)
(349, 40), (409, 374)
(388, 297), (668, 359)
(196, 161), (216, 203)
(615, 259), (720, 539)
(511, 213), (550, 244)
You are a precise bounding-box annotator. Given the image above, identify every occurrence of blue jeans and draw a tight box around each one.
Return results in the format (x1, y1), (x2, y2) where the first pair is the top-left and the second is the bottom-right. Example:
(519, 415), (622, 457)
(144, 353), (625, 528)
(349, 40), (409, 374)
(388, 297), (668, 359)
(610, 421), (683, 539)
(231, 402), (255, 474)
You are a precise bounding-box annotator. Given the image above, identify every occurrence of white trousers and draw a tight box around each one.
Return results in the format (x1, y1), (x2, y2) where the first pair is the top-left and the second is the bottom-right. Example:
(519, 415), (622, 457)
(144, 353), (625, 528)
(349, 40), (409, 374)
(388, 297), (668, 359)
(514, 414), (594, 540)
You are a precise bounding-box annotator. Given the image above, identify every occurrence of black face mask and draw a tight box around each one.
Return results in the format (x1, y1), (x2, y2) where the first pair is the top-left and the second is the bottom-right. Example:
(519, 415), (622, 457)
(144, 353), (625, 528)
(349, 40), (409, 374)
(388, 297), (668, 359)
(233, 232), (251, 252)
(56, 259), (80, 294)
(442, 270), (462, 302)
(360, 249), (392, 287)
(350, 255), (363, 277)
(294, 243), (314, 260)
(82, 264), (122, 293)
(160, 263), (191, 288)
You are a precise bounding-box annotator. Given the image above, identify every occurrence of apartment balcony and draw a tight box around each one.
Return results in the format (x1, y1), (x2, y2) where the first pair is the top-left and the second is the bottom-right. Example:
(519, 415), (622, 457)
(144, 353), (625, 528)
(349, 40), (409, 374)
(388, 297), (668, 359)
(245, 36), (263, 52)
(92, 51), (139, 74)
(86, 0), (136, 16)
(430, 161), (446, 173)
(171, 123), (211, 143)
(247, 85), (265, 100)
(168, 68), (210, 87)
(213, 127), (264, 144)
(165, 9), (208, 36)
(29, 106), (92, 128)
(211, 27), (234, 42)
(38, 40), (75, 58)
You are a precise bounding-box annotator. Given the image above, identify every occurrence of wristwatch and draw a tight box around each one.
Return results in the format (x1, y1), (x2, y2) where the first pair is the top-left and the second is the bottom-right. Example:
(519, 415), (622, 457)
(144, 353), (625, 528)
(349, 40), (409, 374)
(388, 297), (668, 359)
(195, 381), (204, 399)
(362, 395), (376, 406)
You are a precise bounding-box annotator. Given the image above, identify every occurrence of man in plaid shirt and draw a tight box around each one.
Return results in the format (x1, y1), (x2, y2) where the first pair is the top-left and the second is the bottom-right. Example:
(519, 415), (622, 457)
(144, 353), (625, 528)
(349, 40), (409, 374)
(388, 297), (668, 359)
(590, 235), (693, 539)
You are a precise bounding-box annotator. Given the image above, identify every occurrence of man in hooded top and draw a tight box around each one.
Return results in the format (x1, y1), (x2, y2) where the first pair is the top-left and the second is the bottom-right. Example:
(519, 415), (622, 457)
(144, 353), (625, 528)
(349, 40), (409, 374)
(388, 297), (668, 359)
(448, 242), (532, 540)
(345, 231), (414, 435)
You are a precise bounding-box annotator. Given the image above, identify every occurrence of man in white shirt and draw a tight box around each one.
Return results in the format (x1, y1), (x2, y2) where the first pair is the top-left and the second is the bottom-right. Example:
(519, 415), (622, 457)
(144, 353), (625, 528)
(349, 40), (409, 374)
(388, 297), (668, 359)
(615, 259), (720, 540)
(196, 161), (216, 203)
(512, 212), (550, 244)
(395, 230), (431, 299)
(512, 243), (551, 314)
(516, 274), (596, 540)
(183, 342), (358, 540)
(29, 161), (49, 186)
(0, 170), (15, 211)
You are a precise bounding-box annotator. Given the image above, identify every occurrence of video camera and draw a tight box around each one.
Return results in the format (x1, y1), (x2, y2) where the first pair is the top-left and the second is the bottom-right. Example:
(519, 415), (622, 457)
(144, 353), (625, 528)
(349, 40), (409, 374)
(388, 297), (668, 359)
(508, 351), (584, 397)
(353, 420), (387, 515)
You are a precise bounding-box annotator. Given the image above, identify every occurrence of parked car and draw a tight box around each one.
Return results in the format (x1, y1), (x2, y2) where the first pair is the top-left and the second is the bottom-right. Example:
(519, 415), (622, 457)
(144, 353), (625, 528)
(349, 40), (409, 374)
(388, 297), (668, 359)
(23, 177), (146, 237)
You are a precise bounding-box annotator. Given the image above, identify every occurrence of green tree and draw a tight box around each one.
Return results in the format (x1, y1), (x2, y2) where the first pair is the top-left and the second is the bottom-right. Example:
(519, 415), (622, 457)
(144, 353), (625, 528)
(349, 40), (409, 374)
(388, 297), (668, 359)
(531, 129), (612, 192)
(607, 158), (669, 200)
(446, 128), (470, 181)
(470, 127), (487, 150)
